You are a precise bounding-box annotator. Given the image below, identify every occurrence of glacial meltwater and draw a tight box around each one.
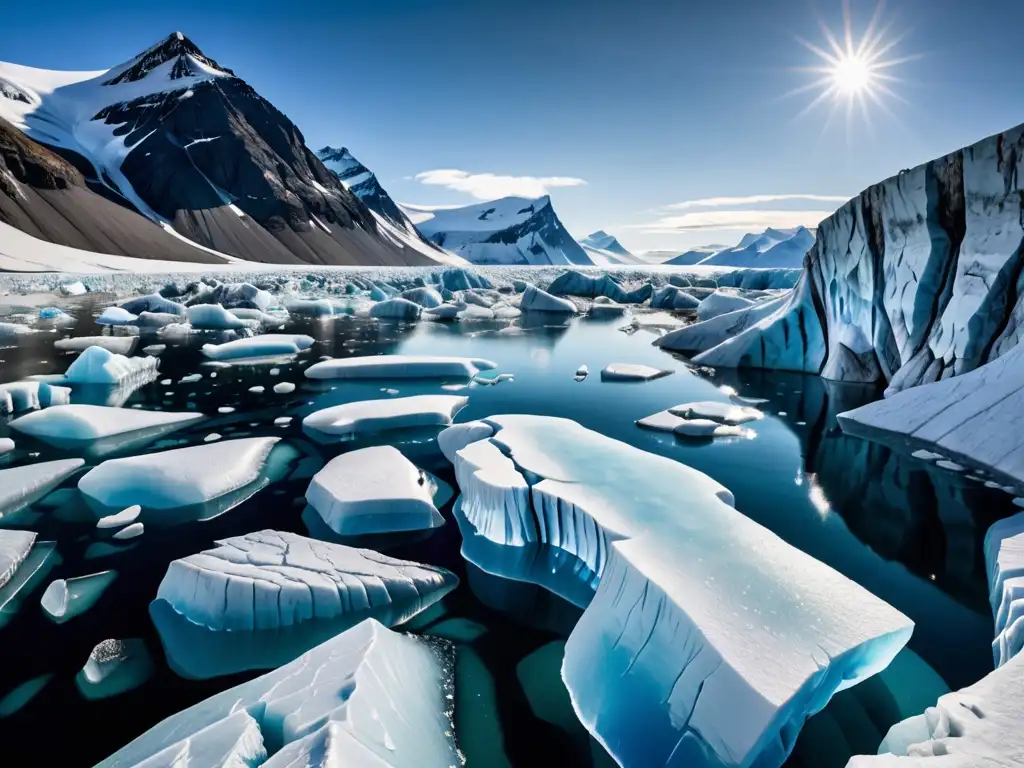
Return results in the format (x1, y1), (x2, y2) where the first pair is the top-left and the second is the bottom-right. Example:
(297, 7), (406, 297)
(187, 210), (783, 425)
(0, 293), (1015, 767)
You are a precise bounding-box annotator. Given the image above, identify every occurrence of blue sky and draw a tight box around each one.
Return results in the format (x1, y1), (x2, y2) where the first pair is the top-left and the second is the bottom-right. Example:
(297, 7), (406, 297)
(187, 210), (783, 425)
(2, 0), (1022, 253)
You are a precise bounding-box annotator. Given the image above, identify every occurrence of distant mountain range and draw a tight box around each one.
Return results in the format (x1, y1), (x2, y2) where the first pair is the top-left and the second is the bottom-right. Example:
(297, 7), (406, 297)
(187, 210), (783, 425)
(0, 32), (440, 267)
(577, 230), (646, 266)
(662, 227), (814, 268)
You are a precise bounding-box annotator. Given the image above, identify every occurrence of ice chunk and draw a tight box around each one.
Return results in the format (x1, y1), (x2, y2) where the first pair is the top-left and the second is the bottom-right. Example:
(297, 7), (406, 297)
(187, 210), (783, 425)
(0, 438), (12, 455)
(453, 415), (913, 768)
(303, 395), (468, 439)
(588, 297), (628, 317)
(306, 446), (445, 534)
(849, 652), (1024, 767)
(77, 638), (154, 700)
(201, 334), (314, 361)
(370, 297), (422, 320)
(97, 619), (460, 767)
(9, 404), (202, 444)
(59, 280), (88, 296)
(305, 354), (496, 380)
(186, 303), (248, 330)
(249, 386), (265, 394)
(0, 459), (83, 519)
(77, 438), (279, 510)
(575, 364), (589, 377)
(96, 505), (141, 529)
(651, 285), (700, 310)
(54, 336), (138, 355)
(401, 286), (444, 308)
(696, 288), (756, 320)
(668, 400), (764, 424)
(40, 570), (117, 623)
(984, 513), (1024, 667)
(546, 271), (652, 303)
(459, 304), (495, 321)
(157, 530), (457, 633)
(64, 346), (159, 385)
(600, 363), (672, 381)
(112, 522), (144, 540)
(136, 311), (182, 329)
(96, 307), (138, 326)
(41, 306), (72, 320)
(283, 297), (336, 316)
(439, 421), (497, 464)
(424, 303), (462, 319)
(0, 530), (36, 589)
(273, 382), (295, 394)
(120, 293), (186, 316)
(520, 284), (578, 314)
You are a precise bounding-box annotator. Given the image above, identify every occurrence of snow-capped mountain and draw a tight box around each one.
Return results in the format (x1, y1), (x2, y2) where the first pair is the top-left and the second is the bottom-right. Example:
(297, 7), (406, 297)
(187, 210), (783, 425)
(405, 196), (594, 266)
(577, 229), (645, 265)
(317, 146), (462, 265)
(0, 32), (439, 266)
(664, 227), (814, 268)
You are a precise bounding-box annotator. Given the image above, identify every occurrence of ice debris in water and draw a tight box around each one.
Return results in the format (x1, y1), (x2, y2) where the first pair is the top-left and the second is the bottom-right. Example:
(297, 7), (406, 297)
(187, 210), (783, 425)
(600, 363), (672, 382)
(273, 382), (295, 394)
(0, 438), (13, 455)
(451, 414), (913, 768)
(96, 307), (137, 326)
(370, 297), (422, 320)
(201, 334), (314, 361)
(187, 304), (249, 330)
(112, 522), (144, 540)
(40, 570), (117, 623)
(77, 437), (280, 511)
(303, 395), (469, 438)
(0, 380), (70, 413)
(156, 530), (457, 632)
(96, 619), (461, 767)
(120, 293), (186, 316)
(0, 459), (84, 519)
(669, 400), (764, 424)
(54, 336), (137, 355)
(64, 346), (158, 386)
(305, 354), (496, 380)
(9, 404), (202, 443)
(142, 344), (165, 356)
(96, 505), (141, 530)
(306, 446), (445, 535)
(77, 638), (154, 700)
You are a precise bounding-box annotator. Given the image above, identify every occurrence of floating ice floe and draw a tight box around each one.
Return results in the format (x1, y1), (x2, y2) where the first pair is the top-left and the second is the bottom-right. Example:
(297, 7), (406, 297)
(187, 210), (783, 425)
(77, 638), (154, 700)
(0, 381), (70, 413)
(306, 446), (445, 535)
(186, 303), (249, 330)
(0, 530), (36, 589)
(304, 395), (468, 439)
(305, 354), (496, 380)
(0, 459), (84, 519)
(96, 307), (138, 326)
(77, 437), (280, 511)
(850, 651), (1024, 767)
(97, 619), (460, 767)
(520, 284), (578, 314)
(63, 346), (159, 386)
(273, 382), (295, 394)
(473, 372), (513, 386)
(0, 438), (12, 456)
(54, 336), (138, 356)
(985, 513), (1024, 668)
(96, 505), (141, 529)
(493, 304), (522, 319)
(370, 297), (422, 320)
(40, 570), (118, 623)
(588, 297), (628, 317)
(120, 293), (186, 316)
(248, 385), (265, 394)
(600, 363), (672, 382)
(9, 405), (203, 448)
(283, 297), (336, 316)
(201, 334), (314, 361)
(452, 415), (913, 768)
(669, 400), (764, 424)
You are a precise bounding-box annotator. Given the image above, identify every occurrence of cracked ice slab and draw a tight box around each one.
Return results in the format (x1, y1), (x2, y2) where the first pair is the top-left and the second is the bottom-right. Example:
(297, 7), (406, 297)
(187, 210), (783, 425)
(837, 342), (1024, 486)
(453, 415), (913, 768)
(984, 513), (1024, 667)
(77, 437), (279, 510)
(156, 529), (457, 631)
(97, 618), (460, 768)
(304, 354), (496, 380)
(848, 650), (1024, 767)
(303, 395), (468, 438)
(305, 445), (444, 535)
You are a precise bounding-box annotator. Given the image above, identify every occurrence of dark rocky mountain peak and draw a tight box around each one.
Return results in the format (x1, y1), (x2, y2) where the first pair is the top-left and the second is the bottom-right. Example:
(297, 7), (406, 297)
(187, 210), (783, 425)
(103, 32), (235, 86)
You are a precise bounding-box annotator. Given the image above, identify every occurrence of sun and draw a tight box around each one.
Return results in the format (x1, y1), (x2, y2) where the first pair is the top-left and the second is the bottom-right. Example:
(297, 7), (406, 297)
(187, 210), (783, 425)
(832, 53), (873, 95)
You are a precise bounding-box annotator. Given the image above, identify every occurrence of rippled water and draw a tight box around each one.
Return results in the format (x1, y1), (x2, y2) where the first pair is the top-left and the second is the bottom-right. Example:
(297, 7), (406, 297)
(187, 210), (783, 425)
(0, 293), (1014, 767)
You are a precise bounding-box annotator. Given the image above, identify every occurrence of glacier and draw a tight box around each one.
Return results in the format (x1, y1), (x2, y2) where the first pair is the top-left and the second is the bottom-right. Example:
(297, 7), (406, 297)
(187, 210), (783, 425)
(305, 445), (445, 534)
(984, 512), (1024, 667)
(97, 619), (461, 767)
(302, 394), (468, 439)
(450, 415), (913, 768)
(305, 354), (495, 380)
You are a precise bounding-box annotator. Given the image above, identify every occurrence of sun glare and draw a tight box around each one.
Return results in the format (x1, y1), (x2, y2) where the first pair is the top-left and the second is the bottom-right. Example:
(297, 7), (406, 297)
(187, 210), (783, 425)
(832, 53), (872, 94)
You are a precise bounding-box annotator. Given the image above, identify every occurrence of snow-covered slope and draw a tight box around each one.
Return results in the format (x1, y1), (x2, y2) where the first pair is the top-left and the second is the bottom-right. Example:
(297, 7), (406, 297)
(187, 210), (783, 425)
(664, 227), (814, 268)
(407, 196), (594, 266)
(577, 230), (644, 265)
(0, 33), (440, 267)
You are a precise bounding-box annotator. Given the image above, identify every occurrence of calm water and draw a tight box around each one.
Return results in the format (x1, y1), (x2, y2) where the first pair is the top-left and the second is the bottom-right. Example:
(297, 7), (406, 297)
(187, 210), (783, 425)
(0, 294), (1014, 767)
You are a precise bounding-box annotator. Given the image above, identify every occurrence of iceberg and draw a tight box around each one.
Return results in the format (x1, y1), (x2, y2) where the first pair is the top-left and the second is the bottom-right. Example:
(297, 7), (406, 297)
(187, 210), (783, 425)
(651, 285), (701, 310)
(305, 354), (496, 380)
(64, 346), (159, 386)
(156, 530), (457, 632)
(636, 410), (754, 439)
(97, 619), (460, 768)
(0, 459), (84, 519)
(40, 570), (118, 623)
(401, 286), (444, 308)
(424, 303), (462, 320)
(120, 293), (186, 316)
(452, 415), (913, 768)
(0, 381), (71, 413)
(546, 271), (652, 304)
(135, 311), (182, 329)
(9, 404), (202, 445)
(369, 297), (422, 320)
(201, 334), (314, 361)
(848, 651), (1024, 767)
(438, 421), (496, 463)
(984, 513), (1024, 667)
(600, 363), (672, 381)
(186, 303), (249, 330)
(305, 446), (445, 534)
(76, 638), (154, 700)
(655, 293), (788, 354)
(77, 437), (280, 510)
(54, 336), (138, 355)
(96, 506), (141, 529)
(96, 307), (138, 326)
(588, 297), (628, 317)
(0, 530), (36, 589)
(697, 289), (756, 320)
(520, 284), (578, 314)
(303, 395), (469, 439)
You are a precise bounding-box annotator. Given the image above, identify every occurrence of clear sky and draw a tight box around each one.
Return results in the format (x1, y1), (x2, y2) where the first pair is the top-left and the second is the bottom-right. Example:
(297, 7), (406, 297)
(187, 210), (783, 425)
(2, 0), (1022, 254)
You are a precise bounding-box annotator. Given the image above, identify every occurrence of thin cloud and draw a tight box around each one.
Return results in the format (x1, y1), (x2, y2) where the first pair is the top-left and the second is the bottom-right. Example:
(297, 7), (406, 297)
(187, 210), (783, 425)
(626, 209), (836, 234)
(414, 169), (586, 200)
(665, 193), (851, 210)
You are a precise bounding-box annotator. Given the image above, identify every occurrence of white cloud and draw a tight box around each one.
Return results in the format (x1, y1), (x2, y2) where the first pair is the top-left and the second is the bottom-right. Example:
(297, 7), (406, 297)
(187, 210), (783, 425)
(414, 169), (586, 200)
(665, 193), (851, 210)
(627, 209), (836, 234)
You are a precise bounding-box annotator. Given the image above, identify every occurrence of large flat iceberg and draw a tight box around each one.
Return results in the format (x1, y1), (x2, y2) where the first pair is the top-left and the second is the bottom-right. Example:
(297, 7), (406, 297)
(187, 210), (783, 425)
(304, 354), (496, 380)
(303, 395), (468, 438)
(0, 459), (84, 519)
(9, 404), (202, 444)
(201, 334), (314, 361)
(97, 619), (461, 768)
(451, 415), (913, 768)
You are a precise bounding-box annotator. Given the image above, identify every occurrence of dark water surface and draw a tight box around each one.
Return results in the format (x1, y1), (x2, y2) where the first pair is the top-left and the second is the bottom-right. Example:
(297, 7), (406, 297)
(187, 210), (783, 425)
(0, 294), (1014, 767)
